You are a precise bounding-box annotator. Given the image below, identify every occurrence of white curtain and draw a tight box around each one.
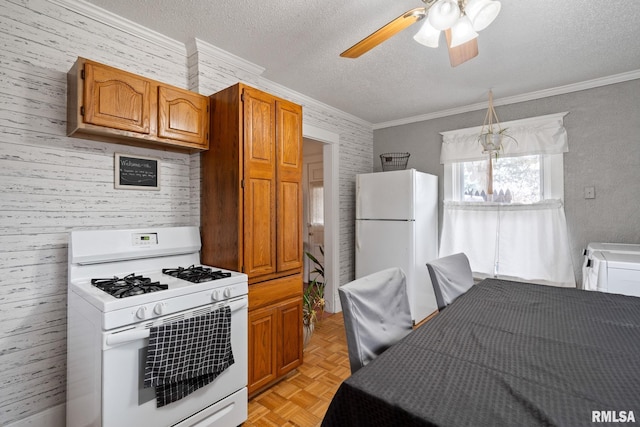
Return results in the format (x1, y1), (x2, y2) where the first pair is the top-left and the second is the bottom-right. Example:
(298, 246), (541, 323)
(440, 201), (575, 287)
(439, 112), (576, 287)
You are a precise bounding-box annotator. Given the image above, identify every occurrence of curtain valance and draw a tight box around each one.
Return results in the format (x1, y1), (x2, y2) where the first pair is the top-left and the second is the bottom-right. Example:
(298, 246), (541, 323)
(440, 112), (569, 164)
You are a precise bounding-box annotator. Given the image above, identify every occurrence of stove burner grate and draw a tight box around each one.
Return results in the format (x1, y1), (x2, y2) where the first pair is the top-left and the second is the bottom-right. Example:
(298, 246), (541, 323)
(162, 265), (232, 283)
(91, 273), (168, 298)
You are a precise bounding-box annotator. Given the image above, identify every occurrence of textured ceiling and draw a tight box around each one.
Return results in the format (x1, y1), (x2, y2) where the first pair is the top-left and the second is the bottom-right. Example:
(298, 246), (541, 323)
(82, 0), (640, 125)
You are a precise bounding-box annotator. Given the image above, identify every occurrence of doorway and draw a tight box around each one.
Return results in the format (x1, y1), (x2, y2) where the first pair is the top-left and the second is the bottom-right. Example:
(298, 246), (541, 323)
(302, 123), (339, 314)
(303, 139), (325, 284)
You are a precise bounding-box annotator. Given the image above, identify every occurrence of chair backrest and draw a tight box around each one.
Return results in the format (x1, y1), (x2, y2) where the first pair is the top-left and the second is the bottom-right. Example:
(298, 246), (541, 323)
(338, 267), (413, 374)
(427, 253), (474, 311)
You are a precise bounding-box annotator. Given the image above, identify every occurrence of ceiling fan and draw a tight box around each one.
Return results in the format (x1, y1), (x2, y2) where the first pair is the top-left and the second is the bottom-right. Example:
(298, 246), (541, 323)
(340, 0), (501, 67)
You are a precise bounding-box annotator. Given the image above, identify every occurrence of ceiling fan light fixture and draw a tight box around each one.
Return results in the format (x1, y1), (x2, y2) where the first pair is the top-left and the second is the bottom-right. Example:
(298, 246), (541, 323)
(449, 15), (478, 48)
(464, 0), (501, 31)
(413, 19), (441, 48)
(428, 0), (460, 31)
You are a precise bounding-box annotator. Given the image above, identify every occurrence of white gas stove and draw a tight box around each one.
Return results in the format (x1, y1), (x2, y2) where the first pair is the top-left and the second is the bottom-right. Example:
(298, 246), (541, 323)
(67, 226), (248, 427)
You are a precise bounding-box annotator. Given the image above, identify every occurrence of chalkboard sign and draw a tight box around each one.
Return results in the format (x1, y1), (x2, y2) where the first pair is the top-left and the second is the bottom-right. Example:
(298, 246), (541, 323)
(115, 153), (160, 190)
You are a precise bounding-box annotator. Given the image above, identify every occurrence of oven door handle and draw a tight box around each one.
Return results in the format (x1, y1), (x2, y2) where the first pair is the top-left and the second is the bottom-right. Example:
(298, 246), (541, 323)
(105, 298), (248, 346)
(107, 329), (151, 346)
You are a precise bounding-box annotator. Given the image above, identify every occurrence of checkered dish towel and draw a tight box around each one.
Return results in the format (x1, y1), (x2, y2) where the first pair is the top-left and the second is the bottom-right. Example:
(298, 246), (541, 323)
(143, 306), (234, 407)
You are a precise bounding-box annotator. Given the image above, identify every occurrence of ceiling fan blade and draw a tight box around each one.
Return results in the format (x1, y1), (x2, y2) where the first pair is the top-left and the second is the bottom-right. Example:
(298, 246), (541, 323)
(341, 7), (426, 58)
(445, 29), (479, 67)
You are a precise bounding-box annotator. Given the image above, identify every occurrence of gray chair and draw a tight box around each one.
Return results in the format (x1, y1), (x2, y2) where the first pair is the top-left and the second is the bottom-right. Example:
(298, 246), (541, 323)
(338, 267), (413, 374)
(427, 253), (474, 311)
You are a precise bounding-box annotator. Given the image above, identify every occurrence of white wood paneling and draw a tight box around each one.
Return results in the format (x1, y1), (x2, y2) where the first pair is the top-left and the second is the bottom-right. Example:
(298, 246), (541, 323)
(0, 0), (374, 425)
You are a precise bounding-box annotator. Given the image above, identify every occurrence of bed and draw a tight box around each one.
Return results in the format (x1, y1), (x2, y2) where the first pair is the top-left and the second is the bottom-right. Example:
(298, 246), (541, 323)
(322, 278), (640, 426)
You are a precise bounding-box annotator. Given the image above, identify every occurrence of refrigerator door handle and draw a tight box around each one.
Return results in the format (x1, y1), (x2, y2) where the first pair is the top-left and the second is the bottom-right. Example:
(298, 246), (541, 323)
(355, 180), (361, 220)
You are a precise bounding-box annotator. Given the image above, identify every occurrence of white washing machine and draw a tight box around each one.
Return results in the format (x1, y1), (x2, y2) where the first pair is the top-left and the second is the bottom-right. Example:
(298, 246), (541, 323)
(585, 251), (640, 297)
(582, 243), (640, 290)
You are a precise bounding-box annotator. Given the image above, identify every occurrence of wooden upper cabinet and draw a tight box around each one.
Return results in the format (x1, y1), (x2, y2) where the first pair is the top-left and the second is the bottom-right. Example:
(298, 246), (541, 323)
(67, 57), (209, 152)
(158, 86), (209, 146)
(83, 62), (151, 134)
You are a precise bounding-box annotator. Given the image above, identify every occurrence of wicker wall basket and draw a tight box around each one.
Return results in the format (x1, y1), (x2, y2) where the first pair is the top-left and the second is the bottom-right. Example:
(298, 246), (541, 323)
(380, 152), (410, 171)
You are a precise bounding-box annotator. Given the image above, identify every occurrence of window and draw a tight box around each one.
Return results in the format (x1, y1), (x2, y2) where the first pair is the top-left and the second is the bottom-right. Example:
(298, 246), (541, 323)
(446, 153), (563, 203)
(308, 182), (324, 225)
(460, 155), (542, 203)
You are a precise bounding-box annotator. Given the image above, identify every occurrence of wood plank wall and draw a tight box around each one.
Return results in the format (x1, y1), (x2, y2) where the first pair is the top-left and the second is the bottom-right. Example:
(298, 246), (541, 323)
(0, 0), (372, 425)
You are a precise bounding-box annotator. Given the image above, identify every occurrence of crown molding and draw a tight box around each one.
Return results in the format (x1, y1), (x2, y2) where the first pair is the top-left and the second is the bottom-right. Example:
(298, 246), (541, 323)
(48, 0), (372, 132)
(187, 38), (265, 76)
(373, 69), (640, 130)
(192, 38), (372, 130)
(48, 0), (186, 55)
(256, 77), (373, 130)
(439, 112), (569, 136)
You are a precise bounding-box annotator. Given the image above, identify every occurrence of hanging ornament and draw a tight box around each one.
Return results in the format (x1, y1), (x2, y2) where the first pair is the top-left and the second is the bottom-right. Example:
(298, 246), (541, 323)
(477, 90), (516, 198)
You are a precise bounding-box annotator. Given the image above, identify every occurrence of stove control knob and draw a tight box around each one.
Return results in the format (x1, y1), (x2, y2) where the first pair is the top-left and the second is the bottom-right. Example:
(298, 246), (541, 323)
(154, 303), (165, 315)
(211, 290), (221, 301)
(135, 306), (147, 320)
(223, 288), (232, 298)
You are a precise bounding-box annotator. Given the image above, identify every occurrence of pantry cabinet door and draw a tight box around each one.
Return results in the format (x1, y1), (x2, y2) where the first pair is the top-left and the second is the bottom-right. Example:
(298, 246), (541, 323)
(83, 61), (151, 134)
(243, 87), (277, 279)
(248, 306), (277, 393)
(276, 100), (303, 273)
(276, 297), (303, 377)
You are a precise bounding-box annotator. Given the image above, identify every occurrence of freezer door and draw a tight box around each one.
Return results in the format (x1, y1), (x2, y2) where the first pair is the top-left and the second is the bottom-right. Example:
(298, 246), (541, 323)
(355, 220), (437, 323)
(356, 170), (415, 220)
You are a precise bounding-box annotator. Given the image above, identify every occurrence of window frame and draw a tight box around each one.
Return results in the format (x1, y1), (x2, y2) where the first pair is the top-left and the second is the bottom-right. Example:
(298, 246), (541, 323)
(444, 153), (564, 203)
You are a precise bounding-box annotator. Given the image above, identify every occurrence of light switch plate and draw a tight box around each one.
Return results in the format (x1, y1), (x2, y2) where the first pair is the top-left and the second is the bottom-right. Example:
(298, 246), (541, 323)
(584, 186), (595, 199)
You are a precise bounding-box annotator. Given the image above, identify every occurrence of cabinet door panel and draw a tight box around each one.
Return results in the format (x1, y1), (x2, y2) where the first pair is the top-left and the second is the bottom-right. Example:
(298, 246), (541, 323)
(276, 100), (303, 273)
(279, 180), (303, 271)
(158, 86), (209, 146)
(245, 178), (275, 276)
(248, 307), (277, 393)
(246, 92), (275, 164)
(83, 62), (150, 133)
(277, 298), (303, 377)
(278, 104), (302, 167)
(244, 88), (276, 279)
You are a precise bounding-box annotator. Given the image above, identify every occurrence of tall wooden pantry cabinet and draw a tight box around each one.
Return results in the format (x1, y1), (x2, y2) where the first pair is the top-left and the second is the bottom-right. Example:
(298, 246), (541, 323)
(201, 83), (304, 395)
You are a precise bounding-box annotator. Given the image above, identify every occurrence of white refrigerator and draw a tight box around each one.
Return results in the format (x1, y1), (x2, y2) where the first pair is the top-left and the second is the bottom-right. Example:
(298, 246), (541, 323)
(355, 169), (439, 324)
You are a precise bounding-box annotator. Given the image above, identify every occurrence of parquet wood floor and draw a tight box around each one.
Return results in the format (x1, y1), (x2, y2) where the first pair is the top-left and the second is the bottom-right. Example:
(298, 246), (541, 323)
(245, 313), (350, 427)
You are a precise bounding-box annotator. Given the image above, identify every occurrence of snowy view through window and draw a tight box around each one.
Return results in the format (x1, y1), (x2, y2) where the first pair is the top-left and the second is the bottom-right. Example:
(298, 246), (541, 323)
(462, 155), (542, 203)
